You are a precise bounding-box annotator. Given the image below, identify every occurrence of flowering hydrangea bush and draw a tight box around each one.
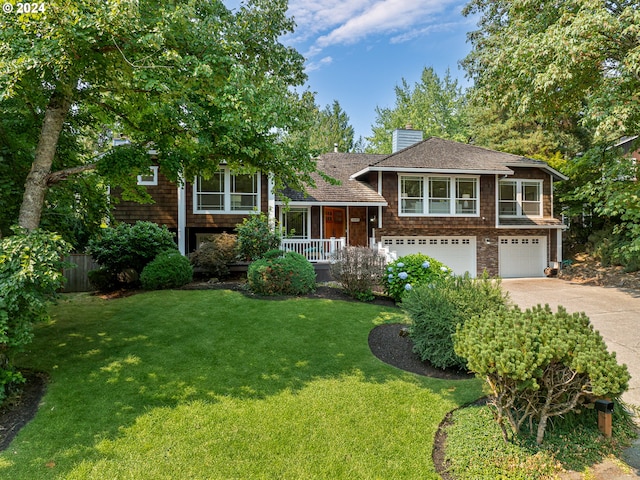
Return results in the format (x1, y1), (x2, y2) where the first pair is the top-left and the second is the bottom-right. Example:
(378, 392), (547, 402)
(384, 253), (450, 301)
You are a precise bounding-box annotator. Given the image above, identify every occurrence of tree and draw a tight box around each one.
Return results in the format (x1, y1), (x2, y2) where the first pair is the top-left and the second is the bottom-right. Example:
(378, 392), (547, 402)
(1, 0), (317, 233)
(366, 67), (469, 154)
(308, 100), (355, 154)
(462, 0), (640, 143)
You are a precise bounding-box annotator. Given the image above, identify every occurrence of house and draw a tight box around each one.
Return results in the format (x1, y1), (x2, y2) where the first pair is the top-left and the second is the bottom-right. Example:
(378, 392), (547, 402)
(111, 128), (568, 278)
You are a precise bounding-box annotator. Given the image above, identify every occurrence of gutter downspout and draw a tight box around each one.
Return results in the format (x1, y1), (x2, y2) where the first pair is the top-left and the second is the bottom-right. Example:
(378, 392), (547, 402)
(177, 175), (186, 255)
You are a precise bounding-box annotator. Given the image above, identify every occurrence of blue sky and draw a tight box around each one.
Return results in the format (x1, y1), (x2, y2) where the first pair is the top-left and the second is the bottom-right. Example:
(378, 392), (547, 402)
(225, 0), (476, 141)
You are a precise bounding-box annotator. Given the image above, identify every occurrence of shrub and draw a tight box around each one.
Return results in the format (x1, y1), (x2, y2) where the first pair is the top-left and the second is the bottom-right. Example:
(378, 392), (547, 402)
(403, 273), (508, 370)
(454, 304), (630, 444)
(247, 251), (316, 295)
(140, 251), (193, 290)
(329, 247), (387, 301)
(87, 267), (118, 292)
(235, 213), (281, 261)
(0, 229), (71, 403)
(383, 253), (450, 301)
(189, 233), (238, 278)
(87, 221), (177, 275)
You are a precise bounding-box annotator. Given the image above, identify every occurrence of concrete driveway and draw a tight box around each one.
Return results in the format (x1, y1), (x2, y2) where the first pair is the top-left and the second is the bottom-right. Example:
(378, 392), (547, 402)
(502, 278), (640, 407)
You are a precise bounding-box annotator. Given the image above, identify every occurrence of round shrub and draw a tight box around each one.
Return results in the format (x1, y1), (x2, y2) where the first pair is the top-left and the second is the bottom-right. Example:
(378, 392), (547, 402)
(87, 221), (177, 275)
(140, 251), (193, 290)
(247, 251), (316, 295)
(383, 253), (450, 301)
(403, 273), (509, 370)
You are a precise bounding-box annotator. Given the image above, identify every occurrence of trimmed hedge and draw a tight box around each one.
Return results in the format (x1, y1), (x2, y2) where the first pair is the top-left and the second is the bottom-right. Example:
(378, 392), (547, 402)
(140, 251), (193, 290)
(247, 250), (316, 295)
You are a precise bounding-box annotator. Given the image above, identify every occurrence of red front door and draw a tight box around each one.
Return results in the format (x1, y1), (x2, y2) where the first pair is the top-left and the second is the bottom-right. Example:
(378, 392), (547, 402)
(324, 207), (346, 239)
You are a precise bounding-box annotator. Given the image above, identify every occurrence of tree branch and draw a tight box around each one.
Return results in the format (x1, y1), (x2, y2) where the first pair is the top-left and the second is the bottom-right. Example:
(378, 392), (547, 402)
(46, 163), (98, 185)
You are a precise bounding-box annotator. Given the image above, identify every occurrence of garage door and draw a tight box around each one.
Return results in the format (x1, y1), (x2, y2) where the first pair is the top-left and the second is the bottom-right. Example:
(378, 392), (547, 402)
(499, 236), (547, 278)
(381, 236), (476, 277)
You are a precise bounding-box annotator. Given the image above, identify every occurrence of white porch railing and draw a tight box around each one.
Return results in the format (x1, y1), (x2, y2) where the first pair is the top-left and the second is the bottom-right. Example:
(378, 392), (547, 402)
(280, 237), (346, 263)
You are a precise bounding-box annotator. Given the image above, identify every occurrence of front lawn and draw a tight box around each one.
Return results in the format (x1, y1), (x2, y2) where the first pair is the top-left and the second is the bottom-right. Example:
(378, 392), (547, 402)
(0, 290), (482, 479)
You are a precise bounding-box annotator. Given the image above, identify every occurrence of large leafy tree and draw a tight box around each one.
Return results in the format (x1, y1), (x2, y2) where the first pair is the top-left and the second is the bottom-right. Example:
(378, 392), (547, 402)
(366, 67), (469, 154)
(462, 0), (640, 143)
(1, 0), (316, 233)
(309, 100), (355, 154)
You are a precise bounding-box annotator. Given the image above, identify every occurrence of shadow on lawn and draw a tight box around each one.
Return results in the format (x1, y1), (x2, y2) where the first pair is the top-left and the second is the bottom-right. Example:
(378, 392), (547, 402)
(4, 290), (481, 477)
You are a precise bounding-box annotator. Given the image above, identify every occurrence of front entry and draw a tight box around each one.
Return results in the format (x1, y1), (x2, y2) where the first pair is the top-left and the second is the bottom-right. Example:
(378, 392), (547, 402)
(324, 207), (346, 239)
(348, 206), (368, 247)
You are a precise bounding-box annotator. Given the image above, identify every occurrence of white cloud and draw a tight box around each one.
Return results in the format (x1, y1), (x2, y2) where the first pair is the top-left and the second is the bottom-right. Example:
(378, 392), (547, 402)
(305, 56), (334, 72)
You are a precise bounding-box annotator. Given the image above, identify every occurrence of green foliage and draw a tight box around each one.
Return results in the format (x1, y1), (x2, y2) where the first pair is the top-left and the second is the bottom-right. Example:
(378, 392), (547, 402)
(454, 305), (630, 444)
(0, 229), (70, 402)
(189, 233), (238, 278)
(308, 100), (355, 154)
(329, 246), (386, 302)
(140, 251), (193, 290)
(87, 221), (177, 275)
(247, 251), (316, 296)
(2, 0), (319, 231)
(403, 273), (508, 370)
(366, 67), (469, 154)
(383, 253), (450, 302)
(235, 213), (281, 261)
(87, 267), (118, 293)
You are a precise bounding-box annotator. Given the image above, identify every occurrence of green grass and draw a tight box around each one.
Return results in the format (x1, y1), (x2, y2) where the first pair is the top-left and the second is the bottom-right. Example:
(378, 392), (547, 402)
(0, 290), (482, 479)
(445, 404), (637, 480)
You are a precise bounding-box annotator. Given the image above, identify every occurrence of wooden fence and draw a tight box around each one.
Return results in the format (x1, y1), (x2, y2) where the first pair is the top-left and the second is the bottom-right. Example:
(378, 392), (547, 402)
(63, 254), (99, 292)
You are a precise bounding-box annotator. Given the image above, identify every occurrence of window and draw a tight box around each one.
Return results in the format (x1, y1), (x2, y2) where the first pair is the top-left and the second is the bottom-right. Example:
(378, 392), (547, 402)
(137, 166), (158, 186)
(282, 208), (309, 238)
(499, 179), (542, 217)
(399, 175), (478, 216)
(194, 168), (260, 213)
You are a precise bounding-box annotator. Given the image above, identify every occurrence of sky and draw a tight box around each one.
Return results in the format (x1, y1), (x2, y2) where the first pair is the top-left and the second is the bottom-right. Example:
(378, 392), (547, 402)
(225, 0), (477, 142)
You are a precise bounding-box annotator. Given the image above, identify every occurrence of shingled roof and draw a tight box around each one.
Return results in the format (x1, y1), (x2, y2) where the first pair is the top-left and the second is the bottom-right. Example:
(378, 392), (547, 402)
(280, 152), (388, 205)
(351, 137), (567, 181)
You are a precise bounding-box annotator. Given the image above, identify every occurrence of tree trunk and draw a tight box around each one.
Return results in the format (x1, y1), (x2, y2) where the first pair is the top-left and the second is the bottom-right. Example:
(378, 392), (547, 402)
(18, 87), (73, 231)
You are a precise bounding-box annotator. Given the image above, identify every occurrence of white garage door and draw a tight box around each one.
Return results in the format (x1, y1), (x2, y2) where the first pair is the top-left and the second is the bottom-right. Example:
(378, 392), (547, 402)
(499, 236), (547, 278)
(381, 236), (476, 277)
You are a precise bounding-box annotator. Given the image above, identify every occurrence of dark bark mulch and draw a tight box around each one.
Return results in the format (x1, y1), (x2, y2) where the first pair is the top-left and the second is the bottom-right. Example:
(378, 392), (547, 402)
(0, 370), (48, 451)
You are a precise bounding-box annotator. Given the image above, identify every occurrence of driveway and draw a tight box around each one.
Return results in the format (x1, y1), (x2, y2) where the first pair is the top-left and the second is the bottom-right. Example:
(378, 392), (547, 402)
(502, 278), (640, 407)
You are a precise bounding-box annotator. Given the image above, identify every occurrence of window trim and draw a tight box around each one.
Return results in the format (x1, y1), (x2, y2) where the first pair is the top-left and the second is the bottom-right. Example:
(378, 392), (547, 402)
(137, 166), (159, 186)
(193, 168), (261, 214)
(280, 207), (311, 239)
(398, 174), (479, 217)
(498, 178), (543, 218)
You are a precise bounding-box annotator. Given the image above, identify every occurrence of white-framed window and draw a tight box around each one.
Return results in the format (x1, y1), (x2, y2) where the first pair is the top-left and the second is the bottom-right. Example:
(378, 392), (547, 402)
(194, 168), (260, 214)
(399, 175), (479, 216)
(281, 207), (310, 239)
(499, 179), (542, 217)
(137, 166), (158, 186)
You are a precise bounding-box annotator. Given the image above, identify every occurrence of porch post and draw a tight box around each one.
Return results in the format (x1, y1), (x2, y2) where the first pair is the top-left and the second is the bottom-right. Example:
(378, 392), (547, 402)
(267, 174), (276, 228)
(177, 176), (186, 255)
(557, 228), (563, 267)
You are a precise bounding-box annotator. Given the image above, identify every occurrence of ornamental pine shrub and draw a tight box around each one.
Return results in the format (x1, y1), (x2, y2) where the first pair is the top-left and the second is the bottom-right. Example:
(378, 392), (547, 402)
(247, 251), (316, 295)
(329, 246), (386, 301)
(87, 221), (177, 276)
(454, 304), (630, 445)
(235, 213), (281, 261)
(140, 251), (193, 290)
(189, 232), (238, 278)
(403, 273), (508, 370)
(383, 253), (450, 301)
